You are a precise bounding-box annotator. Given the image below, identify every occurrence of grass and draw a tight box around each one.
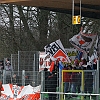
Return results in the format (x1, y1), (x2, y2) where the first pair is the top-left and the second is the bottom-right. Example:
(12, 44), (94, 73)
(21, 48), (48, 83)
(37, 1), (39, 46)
(43, 94), (100, 100)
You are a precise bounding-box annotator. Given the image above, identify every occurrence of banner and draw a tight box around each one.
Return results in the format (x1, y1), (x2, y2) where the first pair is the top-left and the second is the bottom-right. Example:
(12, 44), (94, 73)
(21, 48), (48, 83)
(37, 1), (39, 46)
(65, 48), (77, 61)
(44, 39), (71, 63)
(69, 32), (97, 52)
(59, 61), (64, 70)
(39, 52), (51, 72)
(1, 84), (40, 100)
(88, 35), (99, 64)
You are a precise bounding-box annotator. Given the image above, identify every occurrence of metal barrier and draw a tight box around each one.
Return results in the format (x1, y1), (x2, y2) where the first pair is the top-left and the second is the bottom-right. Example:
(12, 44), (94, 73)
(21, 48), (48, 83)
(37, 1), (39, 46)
(10, 51), (39, 72)
(3, 51), (99, 100)
(0, 69), (98, 100)
(41, 92), (100, 100)
(41, 70), (99, 100)
(0, 70), (41, 87)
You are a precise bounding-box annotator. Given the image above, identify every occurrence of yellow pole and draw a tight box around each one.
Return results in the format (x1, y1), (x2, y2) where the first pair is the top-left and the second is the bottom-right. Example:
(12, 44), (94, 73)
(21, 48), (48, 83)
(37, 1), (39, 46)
(61, 70), (64, 100)
(81, 70), (84, 100)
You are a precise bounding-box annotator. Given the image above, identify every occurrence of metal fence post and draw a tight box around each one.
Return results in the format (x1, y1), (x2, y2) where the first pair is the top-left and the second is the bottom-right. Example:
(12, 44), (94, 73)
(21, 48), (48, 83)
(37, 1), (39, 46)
(22, 70), (25, 86)
(40, 71), (44, 100)
(3, 70), (6, 84)
(18, 51), (19, 76)
(96, 59), (99, 100)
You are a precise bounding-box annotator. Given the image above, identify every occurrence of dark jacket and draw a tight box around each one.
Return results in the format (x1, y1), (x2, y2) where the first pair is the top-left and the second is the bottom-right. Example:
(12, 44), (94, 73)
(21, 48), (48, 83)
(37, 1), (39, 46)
(46, 71), (57, 91)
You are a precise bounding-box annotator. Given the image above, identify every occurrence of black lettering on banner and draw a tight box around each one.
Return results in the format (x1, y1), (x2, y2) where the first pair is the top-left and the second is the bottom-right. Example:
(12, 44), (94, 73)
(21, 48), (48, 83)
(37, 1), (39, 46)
(52, 44), (59, 53)
(48, 47), (54, 56)
(46, 43), (59, 56)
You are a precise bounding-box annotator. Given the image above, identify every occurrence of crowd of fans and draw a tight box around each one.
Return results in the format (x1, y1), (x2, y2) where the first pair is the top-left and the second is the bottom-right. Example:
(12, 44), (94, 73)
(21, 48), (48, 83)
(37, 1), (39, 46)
(43, 61), (59, 100)
(0, 58), (31, 86)
(43, 57), (97, 99)
(63, 57), (94, 98)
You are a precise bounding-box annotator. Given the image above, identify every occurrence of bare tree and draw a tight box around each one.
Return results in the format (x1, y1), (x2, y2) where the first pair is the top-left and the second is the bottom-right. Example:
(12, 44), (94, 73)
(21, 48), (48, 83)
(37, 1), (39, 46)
(0, 4), (99, 59)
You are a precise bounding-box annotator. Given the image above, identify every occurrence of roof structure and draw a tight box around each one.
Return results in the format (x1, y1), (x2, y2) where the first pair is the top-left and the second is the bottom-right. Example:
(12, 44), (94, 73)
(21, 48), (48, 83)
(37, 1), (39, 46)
(0, 0), (100, 19)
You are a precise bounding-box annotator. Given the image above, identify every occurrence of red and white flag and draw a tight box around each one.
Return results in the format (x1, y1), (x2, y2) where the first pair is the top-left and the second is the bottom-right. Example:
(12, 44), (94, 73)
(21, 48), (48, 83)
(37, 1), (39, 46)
(69, 31), (97, 52)
(1, 84), (40, 100)
(44, 39), (71, 63)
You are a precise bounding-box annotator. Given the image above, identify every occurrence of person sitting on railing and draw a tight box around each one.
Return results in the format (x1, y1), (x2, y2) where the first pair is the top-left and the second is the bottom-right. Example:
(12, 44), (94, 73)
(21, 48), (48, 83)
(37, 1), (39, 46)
(5, 62), (13, 84)
(5, 62), (13, 74)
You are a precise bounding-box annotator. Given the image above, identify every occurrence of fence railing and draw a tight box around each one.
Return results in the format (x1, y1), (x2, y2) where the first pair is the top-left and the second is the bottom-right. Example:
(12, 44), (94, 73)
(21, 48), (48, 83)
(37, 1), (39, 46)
(0, 70), (41, 87)
(0, 69), (99, 100)
(40, 91), (100, 100)
(41, 70), (99, 100)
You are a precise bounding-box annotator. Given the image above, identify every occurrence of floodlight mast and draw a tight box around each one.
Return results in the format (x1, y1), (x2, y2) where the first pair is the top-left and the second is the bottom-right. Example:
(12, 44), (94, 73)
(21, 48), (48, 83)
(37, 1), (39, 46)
(72, 0), (81, 25)
(72, 0), (74, 19)
(80, 0), (81, 19)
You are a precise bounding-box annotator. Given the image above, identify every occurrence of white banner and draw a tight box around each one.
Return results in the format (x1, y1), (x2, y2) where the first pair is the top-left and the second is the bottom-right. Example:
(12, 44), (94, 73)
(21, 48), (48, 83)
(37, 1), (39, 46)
(65, 48), (77, 61)
(1, 84), (40, 100)
(69, 32), (97, 52)
(39, 52), (50, 72)
(44, 39), (71, 63)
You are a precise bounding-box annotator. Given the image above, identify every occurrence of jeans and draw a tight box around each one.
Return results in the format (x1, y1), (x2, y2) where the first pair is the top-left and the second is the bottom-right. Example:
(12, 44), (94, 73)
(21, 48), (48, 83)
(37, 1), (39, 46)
(71, 82), (76, 93)
(64, 82), (70, 93)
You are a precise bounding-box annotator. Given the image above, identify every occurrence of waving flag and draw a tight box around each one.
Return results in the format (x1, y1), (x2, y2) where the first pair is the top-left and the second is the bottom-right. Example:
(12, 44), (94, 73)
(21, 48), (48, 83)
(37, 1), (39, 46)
(94, 35), (99, 50)
(75, 51), (83, 60)
(89, 50), (98, 64)
(44, 39), (71, 63)
(89, 35), (99, 64)
(50, 61), (55, 72)
(69, 32), (97, 52)
(59, 61), (64, 70)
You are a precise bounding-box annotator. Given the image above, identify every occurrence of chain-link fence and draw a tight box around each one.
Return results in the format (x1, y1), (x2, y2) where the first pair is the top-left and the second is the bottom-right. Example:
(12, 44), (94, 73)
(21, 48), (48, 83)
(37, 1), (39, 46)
(0, 70), (41, 87)
(0, 69), (99, 100)
(11, 54), (18, 71)
(1, 51), (100, 100)
(10, 51), (39, 72)
(41, 70), (99, 100)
